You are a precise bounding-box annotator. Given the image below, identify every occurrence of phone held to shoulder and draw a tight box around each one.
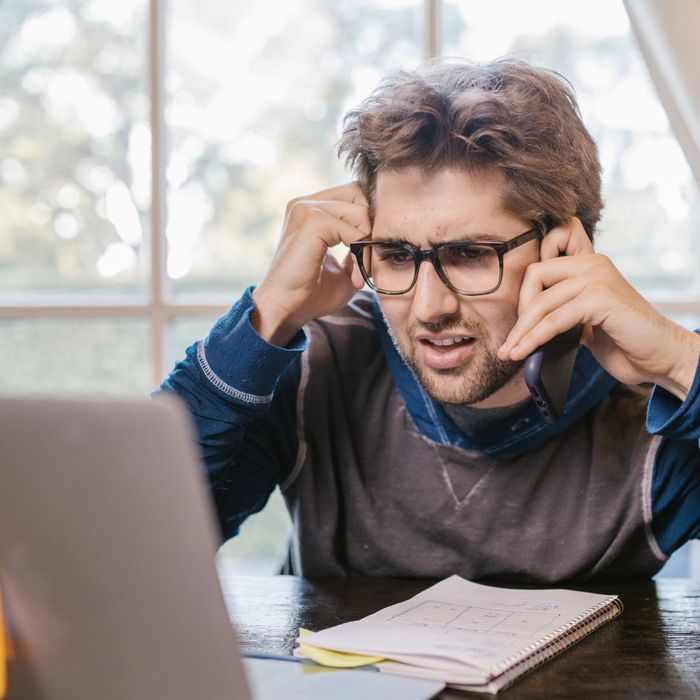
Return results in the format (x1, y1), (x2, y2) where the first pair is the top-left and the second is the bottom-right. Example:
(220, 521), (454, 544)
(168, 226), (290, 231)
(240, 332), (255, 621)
(524, 326), (582, 423)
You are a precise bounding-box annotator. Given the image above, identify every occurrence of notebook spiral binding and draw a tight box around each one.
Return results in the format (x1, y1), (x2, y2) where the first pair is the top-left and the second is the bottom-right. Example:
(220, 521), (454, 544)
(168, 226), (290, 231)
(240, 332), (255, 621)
(488, 595), (624, 691)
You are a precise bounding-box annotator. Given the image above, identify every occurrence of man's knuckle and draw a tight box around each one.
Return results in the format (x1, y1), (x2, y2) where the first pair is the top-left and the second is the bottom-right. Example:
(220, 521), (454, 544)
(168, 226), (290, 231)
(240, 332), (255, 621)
(286, 197), (302, 214)
(592, 253), (612, 268)
(286, 200), (306, 221)
(292, 201), (321, 224)
(308, 206), (326, 221)
(584, 277), (610, 300)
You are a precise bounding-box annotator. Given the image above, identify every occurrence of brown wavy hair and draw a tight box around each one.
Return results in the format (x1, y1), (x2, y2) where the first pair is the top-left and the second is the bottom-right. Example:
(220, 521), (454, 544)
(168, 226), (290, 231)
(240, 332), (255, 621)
(338, 58), (602, 239)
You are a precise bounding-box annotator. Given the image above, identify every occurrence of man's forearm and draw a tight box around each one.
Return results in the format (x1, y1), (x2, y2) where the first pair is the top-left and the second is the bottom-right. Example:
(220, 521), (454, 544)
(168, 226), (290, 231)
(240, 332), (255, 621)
(158, 287), (306, 537)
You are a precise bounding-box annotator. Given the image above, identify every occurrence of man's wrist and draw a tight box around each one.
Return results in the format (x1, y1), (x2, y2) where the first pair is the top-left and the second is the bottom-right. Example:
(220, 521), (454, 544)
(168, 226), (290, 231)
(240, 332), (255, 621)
(654, 326), (700, 401)
(251, 287), (302, 348)
(184, 287), (307, 404)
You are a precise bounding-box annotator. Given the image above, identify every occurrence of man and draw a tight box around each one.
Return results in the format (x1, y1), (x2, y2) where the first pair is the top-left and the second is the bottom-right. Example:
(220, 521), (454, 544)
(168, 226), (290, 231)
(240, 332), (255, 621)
(162, 59), (700, 582)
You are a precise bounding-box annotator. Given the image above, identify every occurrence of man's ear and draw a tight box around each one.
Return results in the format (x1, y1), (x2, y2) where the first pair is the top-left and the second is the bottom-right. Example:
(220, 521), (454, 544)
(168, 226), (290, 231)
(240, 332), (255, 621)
(539, 218), (594, 261)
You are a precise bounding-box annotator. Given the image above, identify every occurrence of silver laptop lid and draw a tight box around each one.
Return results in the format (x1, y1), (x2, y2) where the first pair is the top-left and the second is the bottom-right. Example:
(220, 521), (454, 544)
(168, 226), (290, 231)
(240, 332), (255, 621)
(0, 395), (251, 700)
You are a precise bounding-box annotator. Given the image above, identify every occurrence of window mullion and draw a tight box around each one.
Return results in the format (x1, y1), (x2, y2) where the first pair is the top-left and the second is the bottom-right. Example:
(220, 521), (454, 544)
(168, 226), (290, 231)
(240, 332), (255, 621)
(425, 0), (440, 59)
(150, 0), (167, 386)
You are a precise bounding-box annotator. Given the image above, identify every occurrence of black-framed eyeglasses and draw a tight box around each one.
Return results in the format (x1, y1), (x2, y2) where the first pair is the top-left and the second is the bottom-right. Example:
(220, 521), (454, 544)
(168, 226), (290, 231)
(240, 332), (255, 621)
(349, 229), (542, 296)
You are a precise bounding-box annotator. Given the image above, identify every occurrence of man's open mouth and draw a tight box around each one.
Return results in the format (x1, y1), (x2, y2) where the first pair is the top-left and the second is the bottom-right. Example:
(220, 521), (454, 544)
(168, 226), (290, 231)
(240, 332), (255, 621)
(422, 336), (474, 348)
(416, 336), (477, 370)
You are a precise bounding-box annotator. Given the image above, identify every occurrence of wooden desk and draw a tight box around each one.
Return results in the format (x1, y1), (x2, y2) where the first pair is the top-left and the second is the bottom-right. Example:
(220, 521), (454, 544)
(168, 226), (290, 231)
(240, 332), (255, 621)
(220, 573), (700, 699)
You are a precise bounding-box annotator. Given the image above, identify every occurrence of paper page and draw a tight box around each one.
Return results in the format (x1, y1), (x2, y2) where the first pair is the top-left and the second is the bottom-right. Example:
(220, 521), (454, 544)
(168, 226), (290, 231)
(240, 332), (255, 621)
(302, 575), (617, 674)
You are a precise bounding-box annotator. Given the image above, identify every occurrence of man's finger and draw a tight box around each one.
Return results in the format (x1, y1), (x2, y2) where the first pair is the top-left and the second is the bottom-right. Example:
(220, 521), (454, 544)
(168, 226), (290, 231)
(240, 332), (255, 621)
(297, 206), (372, 251)
(295, 181), (369, 208)
(503, 275), (588, 357)
(287, 199), (371, 235)
(518, 254), (608, 317)
(502, 297), (589, 361)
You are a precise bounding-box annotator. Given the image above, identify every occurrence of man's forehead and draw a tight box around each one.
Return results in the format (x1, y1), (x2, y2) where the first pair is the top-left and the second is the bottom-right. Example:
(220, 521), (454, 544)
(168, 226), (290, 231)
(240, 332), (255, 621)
(374, 165), (504, 194)
(372, 167), (523, 240)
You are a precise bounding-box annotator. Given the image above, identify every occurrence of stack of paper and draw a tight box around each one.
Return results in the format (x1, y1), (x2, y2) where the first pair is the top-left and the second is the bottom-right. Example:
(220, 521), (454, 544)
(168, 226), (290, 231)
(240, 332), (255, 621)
(296, 575), (622, 694)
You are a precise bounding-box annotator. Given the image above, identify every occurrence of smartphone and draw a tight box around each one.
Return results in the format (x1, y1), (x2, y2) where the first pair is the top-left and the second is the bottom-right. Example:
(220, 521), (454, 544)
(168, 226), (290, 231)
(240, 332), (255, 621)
(524, 325), (582, 423)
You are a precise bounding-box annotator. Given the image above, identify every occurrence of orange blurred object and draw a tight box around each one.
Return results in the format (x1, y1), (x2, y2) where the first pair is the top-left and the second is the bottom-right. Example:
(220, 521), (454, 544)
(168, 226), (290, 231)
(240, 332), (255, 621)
(0, 587), (6, 698)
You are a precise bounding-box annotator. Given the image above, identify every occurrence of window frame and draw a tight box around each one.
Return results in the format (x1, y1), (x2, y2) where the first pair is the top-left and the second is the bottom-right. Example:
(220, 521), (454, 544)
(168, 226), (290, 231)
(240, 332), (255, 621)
(0, 0), (696, 386)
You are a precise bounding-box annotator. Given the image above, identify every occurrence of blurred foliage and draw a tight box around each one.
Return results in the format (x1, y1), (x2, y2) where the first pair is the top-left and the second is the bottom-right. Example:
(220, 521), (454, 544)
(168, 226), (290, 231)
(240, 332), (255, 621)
(217, 490), (291, 567)
(0, 0), (150, 294)
(0, 317), (151, 394)
(3, 0), (696, 298)
(166, 0), (423, 294)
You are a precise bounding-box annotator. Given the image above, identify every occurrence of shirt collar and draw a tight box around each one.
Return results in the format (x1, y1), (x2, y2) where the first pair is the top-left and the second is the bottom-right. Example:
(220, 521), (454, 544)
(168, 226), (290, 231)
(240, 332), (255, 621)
(371, 294), (617, 456)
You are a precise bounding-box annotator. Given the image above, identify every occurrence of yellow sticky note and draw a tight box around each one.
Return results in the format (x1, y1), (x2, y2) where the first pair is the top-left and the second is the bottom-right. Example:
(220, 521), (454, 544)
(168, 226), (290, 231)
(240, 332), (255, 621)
(0, 588), (6, 699)
(297, 628), (384, 668)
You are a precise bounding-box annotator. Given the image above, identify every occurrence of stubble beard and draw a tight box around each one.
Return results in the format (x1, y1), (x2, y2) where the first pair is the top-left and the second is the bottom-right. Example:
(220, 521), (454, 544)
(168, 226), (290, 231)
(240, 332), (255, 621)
(403, 313), (523, 405)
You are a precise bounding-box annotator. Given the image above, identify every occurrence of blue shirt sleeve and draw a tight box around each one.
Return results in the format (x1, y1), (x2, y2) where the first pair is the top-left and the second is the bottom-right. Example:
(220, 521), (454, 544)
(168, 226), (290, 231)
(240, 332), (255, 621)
(648, 345), (700, 555)
(647, 329), (700, 440)
(158, 286), (305, 541)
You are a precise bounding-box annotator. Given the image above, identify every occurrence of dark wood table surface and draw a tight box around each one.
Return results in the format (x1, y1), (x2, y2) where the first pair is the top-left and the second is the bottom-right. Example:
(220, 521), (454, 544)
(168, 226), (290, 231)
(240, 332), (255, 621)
(219, 573), (700, 699)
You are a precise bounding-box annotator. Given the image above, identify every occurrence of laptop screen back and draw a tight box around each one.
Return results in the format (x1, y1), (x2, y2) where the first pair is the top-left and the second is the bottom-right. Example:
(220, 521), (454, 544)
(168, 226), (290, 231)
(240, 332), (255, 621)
(0, 395), (251, 700)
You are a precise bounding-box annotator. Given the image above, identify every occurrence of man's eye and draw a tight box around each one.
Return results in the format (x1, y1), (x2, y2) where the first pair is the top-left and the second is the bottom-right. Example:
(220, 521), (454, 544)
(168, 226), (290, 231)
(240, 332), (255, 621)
(448, 246), (490, 263)
(377, 247), (413, 265)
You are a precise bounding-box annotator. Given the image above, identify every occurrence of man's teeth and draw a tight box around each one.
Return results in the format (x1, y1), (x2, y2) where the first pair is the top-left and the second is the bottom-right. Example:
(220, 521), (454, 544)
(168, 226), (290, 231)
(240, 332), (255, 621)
(428, 337), (471, 346)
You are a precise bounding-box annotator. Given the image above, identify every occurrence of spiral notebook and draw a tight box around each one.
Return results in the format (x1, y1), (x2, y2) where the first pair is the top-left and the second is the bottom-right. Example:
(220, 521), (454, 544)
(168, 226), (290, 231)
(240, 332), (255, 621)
(296, 575), (622, 694)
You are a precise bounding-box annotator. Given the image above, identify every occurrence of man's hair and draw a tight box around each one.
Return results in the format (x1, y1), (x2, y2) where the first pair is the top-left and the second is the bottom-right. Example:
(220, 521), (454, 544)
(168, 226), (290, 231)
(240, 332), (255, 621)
(338, 58), (602, 239)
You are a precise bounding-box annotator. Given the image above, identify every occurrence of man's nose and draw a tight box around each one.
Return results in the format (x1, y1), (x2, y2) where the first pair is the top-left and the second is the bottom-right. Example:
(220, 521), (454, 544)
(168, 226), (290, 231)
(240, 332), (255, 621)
(410, 259), (460, 323)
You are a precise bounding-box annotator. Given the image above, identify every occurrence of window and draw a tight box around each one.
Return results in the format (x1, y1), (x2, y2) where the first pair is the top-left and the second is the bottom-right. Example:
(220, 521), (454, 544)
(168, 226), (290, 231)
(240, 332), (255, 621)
(1, 0), (697, 574)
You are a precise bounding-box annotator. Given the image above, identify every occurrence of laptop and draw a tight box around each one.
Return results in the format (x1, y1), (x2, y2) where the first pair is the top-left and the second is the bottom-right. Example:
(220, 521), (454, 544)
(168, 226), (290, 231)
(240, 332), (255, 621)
(0, 395), (443, 699)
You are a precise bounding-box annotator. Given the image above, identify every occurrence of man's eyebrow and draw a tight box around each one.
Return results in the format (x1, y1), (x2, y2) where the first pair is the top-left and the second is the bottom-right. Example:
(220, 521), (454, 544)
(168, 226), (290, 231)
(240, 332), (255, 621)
(371, 236), (413, 245)
(372, 232), (504, 245)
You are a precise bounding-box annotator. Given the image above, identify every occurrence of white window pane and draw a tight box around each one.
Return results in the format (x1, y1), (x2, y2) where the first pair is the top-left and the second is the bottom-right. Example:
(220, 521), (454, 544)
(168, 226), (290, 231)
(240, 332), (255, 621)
(655, 541), (690, 578)
(667, 313), (700, 331)
(165, 0), (424, 297)
(165, 315), (219, 372)
(441, 0), (700, 294)
(216, 490), (292, 575)
(0, 0), (150, 296)
(0, 318), (151, 395)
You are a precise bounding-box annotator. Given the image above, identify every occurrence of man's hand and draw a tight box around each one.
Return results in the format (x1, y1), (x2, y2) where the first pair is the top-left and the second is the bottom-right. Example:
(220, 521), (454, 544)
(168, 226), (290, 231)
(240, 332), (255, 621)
(251, 182), (370, 347)
(497, 218), (700, 401)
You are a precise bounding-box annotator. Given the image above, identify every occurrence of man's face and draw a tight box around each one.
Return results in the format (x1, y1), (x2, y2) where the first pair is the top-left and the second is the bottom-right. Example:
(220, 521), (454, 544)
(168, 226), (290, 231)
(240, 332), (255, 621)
(372, 167), (540, 407)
